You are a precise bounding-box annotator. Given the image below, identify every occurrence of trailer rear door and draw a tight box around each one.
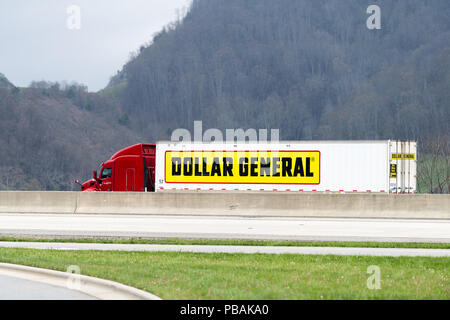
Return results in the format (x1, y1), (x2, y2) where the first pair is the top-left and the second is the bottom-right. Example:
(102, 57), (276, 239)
(389, 140), (417, 193)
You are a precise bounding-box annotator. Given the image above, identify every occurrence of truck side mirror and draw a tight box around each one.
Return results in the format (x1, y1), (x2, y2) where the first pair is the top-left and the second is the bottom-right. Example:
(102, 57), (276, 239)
(93, 170), (97, 180)
(74, 179), (83, 190)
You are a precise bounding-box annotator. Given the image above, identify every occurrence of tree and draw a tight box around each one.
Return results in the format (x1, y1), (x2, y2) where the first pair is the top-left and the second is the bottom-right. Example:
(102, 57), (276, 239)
(418, 135), (450, 194)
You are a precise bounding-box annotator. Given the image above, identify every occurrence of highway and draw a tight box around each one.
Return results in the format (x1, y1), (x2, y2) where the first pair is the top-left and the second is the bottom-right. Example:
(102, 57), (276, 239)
(0, 213), (449, 243)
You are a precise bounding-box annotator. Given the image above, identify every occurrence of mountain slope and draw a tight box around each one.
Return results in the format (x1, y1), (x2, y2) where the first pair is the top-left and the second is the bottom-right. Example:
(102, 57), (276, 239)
(116, 0), (450, 141)
(2, 0), (450, 190)
(0, 73), (14, 89)
(0, 85), (140, 190)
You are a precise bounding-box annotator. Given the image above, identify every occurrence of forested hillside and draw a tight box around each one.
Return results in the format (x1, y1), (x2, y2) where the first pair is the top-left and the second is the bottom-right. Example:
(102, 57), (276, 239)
(0, 73), (14, 89)
(0, 81), (139, 190)
(116, 0), (449, 142)
(1, 0), (449, 190)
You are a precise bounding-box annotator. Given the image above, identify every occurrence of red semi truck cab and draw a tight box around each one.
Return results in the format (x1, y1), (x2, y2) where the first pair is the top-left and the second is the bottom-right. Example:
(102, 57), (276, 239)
(77, 143), (156, 192)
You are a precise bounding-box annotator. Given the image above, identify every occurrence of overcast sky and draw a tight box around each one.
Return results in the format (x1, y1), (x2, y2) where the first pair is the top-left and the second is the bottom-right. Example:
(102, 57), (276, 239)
(0, 0), (191, 91)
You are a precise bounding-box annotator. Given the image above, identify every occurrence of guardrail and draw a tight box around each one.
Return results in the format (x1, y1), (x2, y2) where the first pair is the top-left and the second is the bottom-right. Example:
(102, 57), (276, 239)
(0, 191), (448, 219)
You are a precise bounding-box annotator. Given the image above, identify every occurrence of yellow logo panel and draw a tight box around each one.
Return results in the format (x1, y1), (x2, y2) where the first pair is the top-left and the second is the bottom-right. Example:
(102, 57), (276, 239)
(391, 153), (415, 160)
(165, 150), (320, 184)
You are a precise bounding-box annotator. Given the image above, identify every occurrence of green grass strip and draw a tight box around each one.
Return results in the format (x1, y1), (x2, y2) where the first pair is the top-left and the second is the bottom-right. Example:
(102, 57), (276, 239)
(0, 248), (448, 299)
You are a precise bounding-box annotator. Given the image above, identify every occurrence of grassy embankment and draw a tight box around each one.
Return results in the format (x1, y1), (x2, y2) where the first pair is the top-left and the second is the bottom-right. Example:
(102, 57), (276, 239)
(0, 247), (448, 299)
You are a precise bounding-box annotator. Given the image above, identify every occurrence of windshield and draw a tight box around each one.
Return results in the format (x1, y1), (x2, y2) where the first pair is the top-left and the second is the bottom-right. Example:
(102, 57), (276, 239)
(100, 167), (112, 179)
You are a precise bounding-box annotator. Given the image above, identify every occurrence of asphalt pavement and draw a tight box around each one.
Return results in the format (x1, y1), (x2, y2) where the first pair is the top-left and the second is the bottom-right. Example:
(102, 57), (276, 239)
(0, 274), (96, 300)
(0, 213), (449, 243)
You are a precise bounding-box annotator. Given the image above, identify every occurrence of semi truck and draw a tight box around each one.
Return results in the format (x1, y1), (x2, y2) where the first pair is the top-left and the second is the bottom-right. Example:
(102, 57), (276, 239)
(76, 140), (417, 194)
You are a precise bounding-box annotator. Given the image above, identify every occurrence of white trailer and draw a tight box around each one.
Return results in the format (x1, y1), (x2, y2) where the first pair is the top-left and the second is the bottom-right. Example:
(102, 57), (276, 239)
(155, 140), (417, 193)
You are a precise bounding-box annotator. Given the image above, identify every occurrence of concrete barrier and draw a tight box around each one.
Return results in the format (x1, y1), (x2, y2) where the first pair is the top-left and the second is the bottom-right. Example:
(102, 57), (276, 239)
(0, 191), (448, 219)
(0, 191), (76, 214)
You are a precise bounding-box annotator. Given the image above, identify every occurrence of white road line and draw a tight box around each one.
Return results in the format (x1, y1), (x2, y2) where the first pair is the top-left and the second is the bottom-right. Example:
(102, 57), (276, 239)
(0, 241), (449, 257)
